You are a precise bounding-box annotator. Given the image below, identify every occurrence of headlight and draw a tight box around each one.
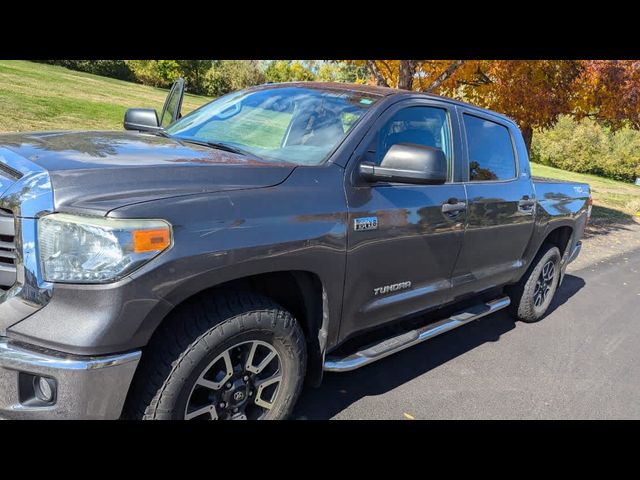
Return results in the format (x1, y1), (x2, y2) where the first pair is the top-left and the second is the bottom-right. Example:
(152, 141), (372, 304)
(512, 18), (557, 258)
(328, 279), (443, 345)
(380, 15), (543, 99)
(38, 213), (172, 283)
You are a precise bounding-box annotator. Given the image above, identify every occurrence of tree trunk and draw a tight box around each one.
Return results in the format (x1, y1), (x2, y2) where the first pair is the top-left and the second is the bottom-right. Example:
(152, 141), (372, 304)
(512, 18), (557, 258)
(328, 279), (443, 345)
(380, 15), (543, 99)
(424, 60), (464, 92)
(521, 124), (533, 155)
(397, 60), (417, 90)
(366, 61), (389, 87)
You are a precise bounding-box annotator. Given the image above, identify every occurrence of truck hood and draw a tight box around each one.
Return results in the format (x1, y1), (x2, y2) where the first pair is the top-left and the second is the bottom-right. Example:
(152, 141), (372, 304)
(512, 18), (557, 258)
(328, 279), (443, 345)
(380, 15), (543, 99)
(0, 131), (295, 215)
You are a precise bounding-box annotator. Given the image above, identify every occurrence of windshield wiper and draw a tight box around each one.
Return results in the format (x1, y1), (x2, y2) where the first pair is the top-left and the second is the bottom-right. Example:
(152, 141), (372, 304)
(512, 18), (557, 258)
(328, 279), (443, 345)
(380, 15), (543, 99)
(175, 137), (253, 157)
(201, 141), (248, 156)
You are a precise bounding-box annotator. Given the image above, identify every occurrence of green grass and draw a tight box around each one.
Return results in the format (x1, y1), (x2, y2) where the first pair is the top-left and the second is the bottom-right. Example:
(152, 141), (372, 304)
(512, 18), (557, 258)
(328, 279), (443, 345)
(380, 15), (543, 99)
(0, 60), (211, 132)
(531, 162), (640, 224)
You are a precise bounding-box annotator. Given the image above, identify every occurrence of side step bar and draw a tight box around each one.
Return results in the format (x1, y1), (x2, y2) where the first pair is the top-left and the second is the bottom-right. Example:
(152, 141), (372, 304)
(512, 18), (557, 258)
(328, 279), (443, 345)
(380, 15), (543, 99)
(324, 296), (511, 372)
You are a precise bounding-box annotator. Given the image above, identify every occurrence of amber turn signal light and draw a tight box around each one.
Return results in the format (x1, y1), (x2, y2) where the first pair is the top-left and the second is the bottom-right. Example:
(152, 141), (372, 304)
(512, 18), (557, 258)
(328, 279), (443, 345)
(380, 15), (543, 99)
(133, 228), (171, 253)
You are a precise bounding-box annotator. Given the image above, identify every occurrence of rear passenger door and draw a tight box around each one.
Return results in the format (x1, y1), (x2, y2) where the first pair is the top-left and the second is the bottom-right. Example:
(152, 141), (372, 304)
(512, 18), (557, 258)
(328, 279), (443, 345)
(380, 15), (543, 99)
(451, 109), (536, 298)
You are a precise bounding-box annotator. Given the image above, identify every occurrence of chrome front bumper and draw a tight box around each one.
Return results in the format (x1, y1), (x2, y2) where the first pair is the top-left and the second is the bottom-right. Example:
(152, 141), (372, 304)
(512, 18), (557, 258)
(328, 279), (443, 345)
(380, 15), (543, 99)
(0, 339), (141, 419)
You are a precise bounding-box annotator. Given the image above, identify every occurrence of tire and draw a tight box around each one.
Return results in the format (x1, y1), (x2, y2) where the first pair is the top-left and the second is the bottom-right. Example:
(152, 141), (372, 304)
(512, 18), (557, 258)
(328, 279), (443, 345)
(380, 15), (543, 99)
(506, 244), (562, 323)
(124, 291), (307, 420)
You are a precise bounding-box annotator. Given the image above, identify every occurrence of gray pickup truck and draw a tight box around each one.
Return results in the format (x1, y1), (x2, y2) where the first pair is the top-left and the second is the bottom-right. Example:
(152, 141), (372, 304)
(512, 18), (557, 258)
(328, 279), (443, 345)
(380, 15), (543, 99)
(0, 81), (590, 420)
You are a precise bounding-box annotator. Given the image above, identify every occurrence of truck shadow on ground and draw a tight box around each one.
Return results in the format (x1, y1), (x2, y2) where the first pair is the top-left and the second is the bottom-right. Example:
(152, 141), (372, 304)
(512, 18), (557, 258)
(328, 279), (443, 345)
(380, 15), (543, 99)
(293, 274), (586, 420)
(586, 206), (637, 237)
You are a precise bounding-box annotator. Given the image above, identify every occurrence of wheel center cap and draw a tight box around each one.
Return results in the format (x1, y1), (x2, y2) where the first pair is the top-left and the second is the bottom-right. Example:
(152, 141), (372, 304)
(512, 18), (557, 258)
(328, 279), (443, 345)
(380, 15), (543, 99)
(223, 378), (250, 407)
(233, 390), (245, 402)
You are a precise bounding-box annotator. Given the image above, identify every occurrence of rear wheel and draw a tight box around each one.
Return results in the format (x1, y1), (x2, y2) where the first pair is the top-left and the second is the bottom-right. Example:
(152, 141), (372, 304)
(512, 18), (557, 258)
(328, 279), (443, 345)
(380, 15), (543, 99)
(124, 292), (307, 420)
(507, 245), (561, 323)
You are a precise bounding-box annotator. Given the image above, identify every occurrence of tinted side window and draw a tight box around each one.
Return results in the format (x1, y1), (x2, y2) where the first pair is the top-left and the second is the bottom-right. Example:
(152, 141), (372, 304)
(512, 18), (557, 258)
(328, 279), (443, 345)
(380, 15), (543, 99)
(464, 114), (516, 181)
(375, 107), (452, 167)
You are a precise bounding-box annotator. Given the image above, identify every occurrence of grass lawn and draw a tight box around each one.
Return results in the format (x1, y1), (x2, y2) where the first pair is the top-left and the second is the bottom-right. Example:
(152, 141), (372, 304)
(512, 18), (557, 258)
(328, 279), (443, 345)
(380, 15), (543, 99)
(531, 162), (640, 224)
(0, 60), (211, 132)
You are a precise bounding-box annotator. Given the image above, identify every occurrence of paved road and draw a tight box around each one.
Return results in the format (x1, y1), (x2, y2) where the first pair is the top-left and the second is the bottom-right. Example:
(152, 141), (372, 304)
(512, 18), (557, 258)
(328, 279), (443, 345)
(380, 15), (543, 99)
(294, 247), (640, 419)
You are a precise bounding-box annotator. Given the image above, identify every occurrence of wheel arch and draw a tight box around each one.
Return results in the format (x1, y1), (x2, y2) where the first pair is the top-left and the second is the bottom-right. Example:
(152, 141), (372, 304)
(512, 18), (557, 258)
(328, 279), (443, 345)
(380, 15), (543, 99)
(515, 223), (574, 286)
(144, 270), (330, 388)
(541, 225), (574, 257)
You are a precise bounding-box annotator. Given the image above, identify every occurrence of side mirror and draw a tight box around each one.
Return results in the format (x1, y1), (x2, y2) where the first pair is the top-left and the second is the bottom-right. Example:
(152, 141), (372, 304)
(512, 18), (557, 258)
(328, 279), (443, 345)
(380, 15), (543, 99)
(123, 108), (160, 132)
(359, 144), (447, 185)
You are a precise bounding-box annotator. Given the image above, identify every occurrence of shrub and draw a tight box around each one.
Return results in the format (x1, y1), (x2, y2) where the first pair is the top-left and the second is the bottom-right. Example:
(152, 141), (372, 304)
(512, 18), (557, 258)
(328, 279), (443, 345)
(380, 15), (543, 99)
(532, 116), (640, 183)
(125, 60), (182, 88)
(37, 60), (134, 81)
(203, 61), (265, 97)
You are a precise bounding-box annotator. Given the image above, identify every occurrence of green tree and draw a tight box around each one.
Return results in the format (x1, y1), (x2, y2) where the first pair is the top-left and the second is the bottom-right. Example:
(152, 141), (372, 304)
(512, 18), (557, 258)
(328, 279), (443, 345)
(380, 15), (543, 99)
(126, 60), (182, 88)
(316, 62), (368, 83)
(204, 60), (266, 97)
(176, 60), (214, 94)
(264, 61), (315, 83)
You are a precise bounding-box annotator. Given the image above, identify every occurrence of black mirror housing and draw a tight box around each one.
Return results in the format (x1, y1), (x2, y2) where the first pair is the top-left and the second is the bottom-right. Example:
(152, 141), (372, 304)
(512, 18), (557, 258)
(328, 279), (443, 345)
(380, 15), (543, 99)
(360, 144), (447, 185)
(123, 108), (160, 132)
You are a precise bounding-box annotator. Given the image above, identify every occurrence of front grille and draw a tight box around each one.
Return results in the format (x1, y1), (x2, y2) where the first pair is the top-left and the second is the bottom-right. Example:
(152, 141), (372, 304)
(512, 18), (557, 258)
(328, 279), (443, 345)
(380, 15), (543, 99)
(0, 208), (17, 291)
(0, 162), (23, 180)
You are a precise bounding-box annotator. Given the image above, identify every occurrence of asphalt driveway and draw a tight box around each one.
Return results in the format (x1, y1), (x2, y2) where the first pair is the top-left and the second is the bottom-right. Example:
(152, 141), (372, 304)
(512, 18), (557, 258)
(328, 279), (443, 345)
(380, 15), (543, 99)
(294, 244), (640, 419)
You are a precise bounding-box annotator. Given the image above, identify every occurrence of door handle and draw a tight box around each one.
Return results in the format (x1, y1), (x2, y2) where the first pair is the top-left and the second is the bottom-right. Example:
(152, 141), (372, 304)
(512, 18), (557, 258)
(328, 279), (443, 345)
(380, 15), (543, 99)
(442, 201), (467, 214)
(518, 197), (536, 214)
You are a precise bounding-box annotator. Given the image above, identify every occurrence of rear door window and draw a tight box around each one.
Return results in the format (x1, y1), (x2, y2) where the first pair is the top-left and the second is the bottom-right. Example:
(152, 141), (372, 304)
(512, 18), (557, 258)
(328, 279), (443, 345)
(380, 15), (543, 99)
(463, 114), (516, 181)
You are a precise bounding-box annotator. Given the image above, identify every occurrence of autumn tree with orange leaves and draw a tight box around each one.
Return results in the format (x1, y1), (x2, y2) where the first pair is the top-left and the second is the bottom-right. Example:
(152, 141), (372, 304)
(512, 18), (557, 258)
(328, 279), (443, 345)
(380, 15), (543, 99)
(349, 60), (640, 153)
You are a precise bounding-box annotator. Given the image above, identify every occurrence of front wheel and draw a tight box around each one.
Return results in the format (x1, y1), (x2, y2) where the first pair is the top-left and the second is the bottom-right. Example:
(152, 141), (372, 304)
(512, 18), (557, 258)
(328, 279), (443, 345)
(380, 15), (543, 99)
(124, 292), (307, 420)
(507, 244), (561, 323)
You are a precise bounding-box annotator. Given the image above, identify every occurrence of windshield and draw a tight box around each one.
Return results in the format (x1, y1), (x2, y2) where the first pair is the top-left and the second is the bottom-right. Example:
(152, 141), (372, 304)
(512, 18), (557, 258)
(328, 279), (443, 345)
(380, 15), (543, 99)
(166, 86), (380, 165)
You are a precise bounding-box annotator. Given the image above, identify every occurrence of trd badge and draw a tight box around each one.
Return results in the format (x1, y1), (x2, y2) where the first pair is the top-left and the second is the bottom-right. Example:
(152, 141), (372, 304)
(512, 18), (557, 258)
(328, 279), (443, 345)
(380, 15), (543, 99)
(354, 216), (378, 231)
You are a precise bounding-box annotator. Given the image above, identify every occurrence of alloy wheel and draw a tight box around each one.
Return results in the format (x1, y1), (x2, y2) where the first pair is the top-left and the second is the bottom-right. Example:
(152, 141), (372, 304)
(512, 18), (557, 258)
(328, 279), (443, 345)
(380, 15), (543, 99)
(533, 260), (556, 308)
(184, 340), (283, 420)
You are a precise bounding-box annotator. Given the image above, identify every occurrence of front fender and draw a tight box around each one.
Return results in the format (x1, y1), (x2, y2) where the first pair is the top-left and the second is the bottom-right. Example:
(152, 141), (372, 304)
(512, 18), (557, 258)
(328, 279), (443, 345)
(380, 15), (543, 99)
(9, 165), (349, 356)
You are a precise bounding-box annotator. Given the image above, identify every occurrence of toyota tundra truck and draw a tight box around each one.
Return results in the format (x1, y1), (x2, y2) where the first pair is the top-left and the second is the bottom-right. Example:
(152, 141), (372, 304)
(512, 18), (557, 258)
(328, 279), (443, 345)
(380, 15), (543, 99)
(0, 81), (590, 420)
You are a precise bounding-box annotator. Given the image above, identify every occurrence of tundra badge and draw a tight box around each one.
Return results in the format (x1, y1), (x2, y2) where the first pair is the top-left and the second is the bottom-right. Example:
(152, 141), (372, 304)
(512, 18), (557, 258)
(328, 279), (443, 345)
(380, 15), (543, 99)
(354, 216), (378, 231)
(374, 281), (412, 296)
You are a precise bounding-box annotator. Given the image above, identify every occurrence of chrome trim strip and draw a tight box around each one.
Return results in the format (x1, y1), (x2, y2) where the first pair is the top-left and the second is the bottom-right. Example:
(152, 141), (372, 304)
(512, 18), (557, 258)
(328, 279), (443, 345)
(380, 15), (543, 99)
(0, 250), (16, 260)
(0, 149), (40, 179)
(324, 296), (511, 372)
(0, 214), (14, 236)
(0, 265), (16, 286)
(0, 339), (141, 371)
(567, 241), (582, 264)
(0, 149), (55, 333)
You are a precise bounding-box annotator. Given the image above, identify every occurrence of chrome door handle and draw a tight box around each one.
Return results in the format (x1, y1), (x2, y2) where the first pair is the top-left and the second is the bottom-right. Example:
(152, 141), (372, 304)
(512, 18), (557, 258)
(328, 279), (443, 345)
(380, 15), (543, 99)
(442, 202), (467, 214)
(518, 198), (536, 213)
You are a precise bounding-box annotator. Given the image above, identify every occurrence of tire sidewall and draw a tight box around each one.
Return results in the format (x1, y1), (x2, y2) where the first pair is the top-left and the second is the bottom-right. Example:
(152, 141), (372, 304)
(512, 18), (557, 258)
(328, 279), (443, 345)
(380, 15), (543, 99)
(151, 310), (306, 420)
(519, 246), (562, 321)
(532, 250), (561, 316)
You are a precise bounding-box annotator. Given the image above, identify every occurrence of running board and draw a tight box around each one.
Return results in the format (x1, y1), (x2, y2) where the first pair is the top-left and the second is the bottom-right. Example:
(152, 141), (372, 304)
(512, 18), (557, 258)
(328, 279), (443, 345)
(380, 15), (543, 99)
(323, 296), (511, 372)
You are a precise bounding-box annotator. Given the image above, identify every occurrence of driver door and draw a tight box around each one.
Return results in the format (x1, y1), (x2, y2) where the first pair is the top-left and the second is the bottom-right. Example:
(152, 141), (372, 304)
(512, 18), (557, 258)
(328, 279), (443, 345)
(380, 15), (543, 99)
(160, 78), (185, 128)
(339, 100), (467, 341)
